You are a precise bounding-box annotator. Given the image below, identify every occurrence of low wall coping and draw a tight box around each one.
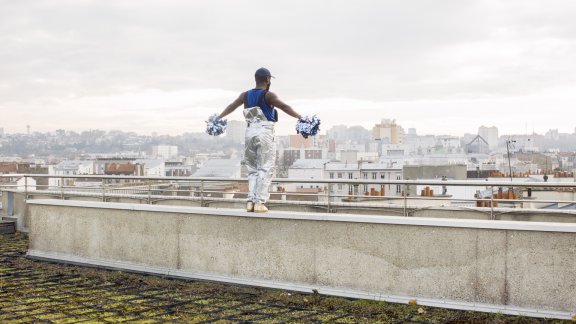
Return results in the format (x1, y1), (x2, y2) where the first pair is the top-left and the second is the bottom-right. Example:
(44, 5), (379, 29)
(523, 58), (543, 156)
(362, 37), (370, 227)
(27, 199), (576, 233)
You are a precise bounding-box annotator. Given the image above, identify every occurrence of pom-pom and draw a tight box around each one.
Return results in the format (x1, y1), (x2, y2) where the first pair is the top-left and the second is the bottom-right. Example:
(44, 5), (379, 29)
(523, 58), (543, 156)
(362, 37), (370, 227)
(296, 115), (321, 138)
(205, 114), (227, 136)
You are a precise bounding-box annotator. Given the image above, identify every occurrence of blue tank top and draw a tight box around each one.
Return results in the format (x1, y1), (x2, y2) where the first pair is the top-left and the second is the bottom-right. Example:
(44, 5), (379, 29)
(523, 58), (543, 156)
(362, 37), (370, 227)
(244, 89), (276, 122)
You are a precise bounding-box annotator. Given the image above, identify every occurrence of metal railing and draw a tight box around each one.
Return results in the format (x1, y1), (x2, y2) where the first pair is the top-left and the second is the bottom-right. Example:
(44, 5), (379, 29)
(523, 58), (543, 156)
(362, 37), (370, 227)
(1, 174), (575, 219)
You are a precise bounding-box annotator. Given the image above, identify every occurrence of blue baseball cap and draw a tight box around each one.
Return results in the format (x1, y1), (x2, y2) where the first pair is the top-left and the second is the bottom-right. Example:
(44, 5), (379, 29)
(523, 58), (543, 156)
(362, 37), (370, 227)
(255, 67), (274, 78)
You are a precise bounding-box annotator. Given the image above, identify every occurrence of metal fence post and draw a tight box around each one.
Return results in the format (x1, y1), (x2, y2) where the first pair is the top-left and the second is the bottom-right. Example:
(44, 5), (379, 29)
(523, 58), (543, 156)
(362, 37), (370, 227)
(327, 183), (331, 213)
(403, 182), (408, 216)
(490, 185), (494, 220)
(102, 178), (106, 202)
(24, 176), (28, 200)
(148, 183), (152, 204)
(200, 180), (204, 207)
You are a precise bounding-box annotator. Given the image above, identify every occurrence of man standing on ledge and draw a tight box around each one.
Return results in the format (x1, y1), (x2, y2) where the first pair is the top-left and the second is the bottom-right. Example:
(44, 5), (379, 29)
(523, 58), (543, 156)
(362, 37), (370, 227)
(218, 68), (302, 213)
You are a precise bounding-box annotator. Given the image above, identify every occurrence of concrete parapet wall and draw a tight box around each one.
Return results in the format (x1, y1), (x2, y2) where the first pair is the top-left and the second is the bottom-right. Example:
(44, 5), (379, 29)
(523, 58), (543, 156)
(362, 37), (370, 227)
(4, 191), (575, 233)
(2, 191), (29, 231)
(27, 199), (575, 319)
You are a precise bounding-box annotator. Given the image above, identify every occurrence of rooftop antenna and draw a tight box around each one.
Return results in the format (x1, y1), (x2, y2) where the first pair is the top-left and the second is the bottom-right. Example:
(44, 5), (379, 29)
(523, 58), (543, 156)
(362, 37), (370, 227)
(506, 138), (516, 182)
(543, 157), (549, 182)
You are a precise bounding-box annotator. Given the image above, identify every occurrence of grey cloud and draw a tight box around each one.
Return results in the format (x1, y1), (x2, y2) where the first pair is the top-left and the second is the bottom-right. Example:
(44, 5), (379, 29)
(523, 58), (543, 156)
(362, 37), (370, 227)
(1, 0), (575, 107)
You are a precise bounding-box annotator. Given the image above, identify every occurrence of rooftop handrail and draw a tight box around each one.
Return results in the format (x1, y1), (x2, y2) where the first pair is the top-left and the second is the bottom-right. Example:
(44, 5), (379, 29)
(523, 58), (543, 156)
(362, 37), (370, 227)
(1, 173), (575, 188)
(2, 172), (575, 220)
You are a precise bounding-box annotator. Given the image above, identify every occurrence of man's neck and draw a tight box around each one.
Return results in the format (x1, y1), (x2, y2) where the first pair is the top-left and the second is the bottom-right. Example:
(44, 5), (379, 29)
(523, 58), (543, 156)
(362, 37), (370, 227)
(255, 83), (268, 90)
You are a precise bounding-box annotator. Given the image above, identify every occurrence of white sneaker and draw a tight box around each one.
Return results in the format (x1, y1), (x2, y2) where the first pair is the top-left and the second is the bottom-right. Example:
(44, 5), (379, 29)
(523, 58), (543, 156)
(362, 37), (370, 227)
(246, 201), (254, 212)
(254, 203), (268, 213)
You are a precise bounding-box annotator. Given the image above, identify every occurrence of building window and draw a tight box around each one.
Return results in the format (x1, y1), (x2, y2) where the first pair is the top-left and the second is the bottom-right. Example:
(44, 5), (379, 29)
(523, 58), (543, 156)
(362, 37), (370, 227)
(396, 175), (401, 193)
(363, 173), (368, 179)
(330, 172), (334, 179)
(338, 184), (343, 190)
(372, 172), (377, 179)
(338, 173), (342, 179)
(363, 185), (368, 192)
(348, 173), (353, 179)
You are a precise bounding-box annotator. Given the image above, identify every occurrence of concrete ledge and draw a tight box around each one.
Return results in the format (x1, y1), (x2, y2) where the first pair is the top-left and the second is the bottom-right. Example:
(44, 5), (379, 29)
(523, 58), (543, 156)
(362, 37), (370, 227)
(27, 199), (576, 233)
(8, 190), (576, 234)
(27, 199), (576, 319)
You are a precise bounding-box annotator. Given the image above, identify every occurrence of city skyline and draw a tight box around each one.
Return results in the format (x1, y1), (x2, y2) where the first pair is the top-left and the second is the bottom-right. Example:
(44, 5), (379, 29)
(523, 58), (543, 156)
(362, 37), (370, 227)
(1, 1), (576, 136)
(1, 120), (574, 139)
(0, 119), (576, 144)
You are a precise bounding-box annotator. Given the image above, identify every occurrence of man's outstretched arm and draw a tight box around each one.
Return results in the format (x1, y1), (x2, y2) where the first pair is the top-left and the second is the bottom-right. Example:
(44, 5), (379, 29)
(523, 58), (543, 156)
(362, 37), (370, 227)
(218, 92), (245, 119)
(266, 92), (302, 119)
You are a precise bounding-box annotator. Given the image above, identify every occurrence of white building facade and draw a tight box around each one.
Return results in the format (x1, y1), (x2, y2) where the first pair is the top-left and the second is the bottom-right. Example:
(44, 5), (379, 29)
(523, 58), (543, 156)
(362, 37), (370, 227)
(286, 159), (330, 191)
(478, 126), (499, 150)
(152, 145), (179, 159)
(226, 120), (247, 144)
(135, 159), (166, 177)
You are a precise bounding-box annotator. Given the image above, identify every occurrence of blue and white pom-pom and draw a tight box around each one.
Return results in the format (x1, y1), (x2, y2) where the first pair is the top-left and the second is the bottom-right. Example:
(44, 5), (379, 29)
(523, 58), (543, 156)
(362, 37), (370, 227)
(296, 115), (321, 138)
(205, 114), (227, 136)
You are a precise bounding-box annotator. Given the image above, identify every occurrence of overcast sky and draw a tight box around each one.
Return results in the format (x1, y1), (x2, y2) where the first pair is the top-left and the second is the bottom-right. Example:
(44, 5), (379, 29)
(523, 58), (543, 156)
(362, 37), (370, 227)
(1, 0), (575, 136)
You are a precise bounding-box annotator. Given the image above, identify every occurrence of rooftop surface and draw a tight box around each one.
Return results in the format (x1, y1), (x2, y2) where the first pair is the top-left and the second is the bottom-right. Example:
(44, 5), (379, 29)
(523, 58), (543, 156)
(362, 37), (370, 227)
(0, 233), (568, 323)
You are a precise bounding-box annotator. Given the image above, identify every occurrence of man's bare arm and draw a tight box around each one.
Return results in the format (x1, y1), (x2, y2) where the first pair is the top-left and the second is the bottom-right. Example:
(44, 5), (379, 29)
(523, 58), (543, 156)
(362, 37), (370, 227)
(266, 92), (301, 119)
(218, 92), (245, 119)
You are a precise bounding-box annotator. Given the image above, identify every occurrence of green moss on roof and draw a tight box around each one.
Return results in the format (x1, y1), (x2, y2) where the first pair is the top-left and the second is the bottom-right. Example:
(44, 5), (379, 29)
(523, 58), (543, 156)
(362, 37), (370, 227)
(0, 233), (566, 323)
